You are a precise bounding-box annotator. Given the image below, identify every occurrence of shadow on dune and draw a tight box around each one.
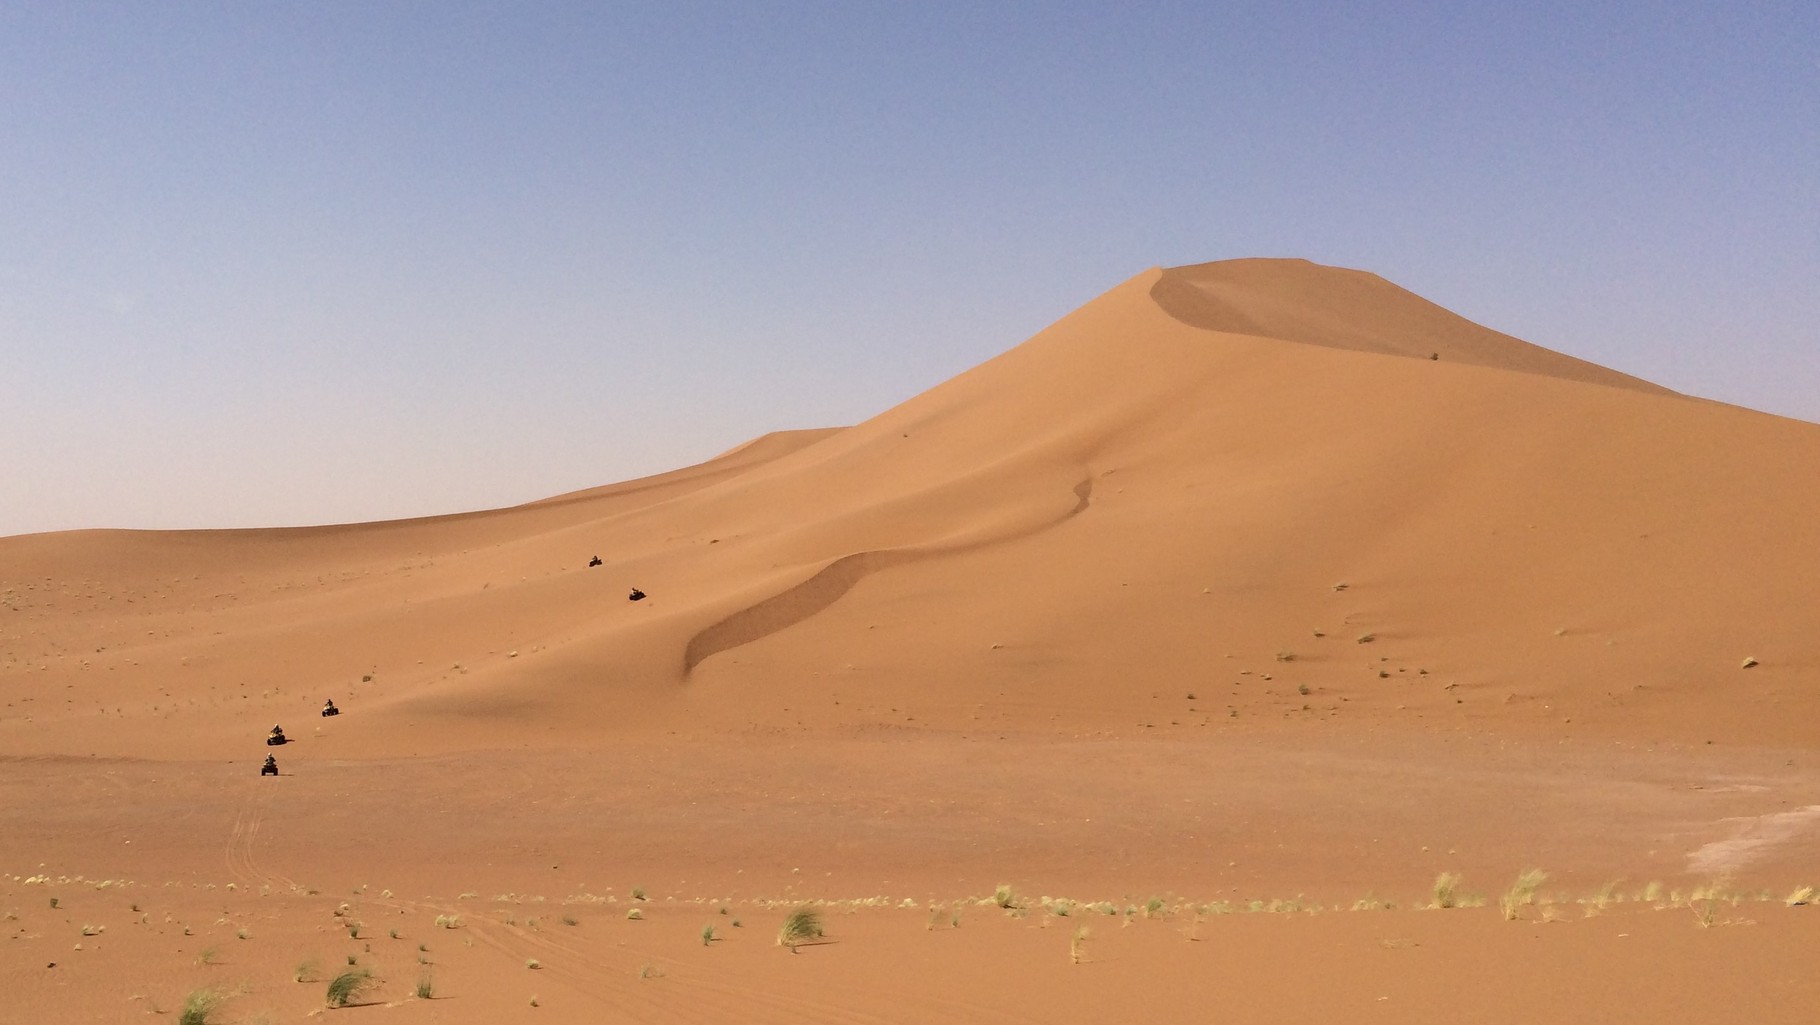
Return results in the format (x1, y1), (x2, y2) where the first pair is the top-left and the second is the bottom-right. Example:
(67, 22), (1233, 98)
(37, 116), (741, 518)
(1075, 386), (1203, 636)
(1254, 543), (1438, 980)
(682, 478), (1093, 675)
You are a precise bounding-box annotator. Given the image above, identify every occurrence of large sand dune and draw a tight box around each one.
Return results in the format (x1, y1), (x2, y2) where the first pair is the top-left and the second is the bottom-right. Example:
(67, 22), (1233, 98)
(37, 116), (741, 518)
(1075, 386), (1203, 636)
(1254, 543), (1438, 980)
(6, 259), (1818, 1022)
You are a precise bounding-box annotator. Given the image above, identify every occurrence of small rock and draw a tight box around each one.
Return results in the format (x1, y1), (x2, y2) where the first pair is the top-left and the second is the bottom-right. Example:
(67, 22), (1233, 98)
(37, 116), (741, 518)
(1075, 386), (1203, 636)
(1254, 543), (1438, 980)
(1740, 657), (1759, 669)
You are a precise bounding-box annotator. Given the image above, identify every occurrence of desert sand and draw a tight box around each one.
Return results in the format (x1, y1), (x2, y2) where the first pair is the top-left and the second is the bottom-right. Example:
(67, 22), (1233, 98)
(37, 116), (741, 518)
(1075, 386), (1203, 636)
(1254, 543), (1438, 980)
(5, 258), (1818, 1022)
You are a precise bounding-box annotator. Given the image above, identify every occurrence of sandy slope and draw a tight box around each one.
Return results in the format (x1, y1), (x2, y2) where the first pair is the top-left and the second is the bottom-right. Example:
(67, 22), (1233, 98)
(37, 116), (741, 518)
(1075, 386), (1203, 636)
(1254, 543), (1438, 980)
(5, 258), (1819, 1022)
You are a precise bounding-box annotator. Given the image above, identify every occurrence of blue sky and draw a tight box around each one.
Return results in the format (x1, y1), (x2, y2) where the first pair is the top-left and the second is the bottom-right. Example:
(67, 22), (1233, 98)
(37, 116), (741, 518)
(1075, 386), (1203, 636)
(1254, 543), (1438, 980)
(4, 2), (1815, 536)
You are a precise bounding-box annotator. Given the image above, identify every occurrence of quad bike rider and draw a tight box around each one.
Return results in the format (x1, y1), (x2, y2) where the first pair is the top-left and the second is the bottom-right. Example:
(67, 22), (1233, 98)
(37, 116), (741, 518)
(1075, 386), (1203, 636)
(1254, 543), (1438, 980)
(266, 724), (286, 746)
(321, 699), (339, 717)
(261, 754), (279, 776)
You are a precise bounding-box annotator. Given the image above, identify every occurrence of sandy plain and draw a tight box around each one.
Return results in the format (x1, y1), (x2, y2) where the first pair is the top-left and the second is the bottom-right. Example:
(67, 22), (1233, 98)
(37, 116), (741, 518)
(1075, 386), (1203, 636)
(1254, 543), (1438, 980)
(5, 259), (1818, 1023)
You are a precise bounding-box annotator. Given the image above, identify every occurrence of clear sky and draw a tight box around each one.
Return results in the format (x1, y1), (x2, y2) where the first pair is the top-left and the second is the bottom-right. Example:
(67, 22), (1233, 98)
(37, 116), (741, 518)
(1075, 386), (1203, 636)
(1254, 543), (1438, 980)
(4, 2), (1815, 537)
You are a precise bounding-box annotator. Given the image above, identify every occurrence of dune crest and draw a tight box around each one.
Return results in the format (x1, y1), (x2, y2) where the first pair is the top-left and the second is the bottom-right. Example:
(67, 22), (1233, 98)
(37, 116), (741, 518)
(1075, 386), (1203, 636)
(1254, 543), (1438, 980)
(1150, 257), (1675, 393)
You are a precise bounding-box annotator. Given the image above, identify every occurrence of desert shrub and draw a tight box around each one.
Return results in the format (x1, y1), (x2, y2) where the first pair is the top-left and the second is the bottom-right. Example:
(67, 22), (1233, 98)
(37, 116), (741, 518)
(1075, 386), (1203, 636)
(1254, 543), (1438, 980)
(1431, 872), (1462, 909)
(1499, 869), (1548, 921)
(178, 989), (223, 1025)
(325, 969), (375, 1008)
(776, 906), (822, 951)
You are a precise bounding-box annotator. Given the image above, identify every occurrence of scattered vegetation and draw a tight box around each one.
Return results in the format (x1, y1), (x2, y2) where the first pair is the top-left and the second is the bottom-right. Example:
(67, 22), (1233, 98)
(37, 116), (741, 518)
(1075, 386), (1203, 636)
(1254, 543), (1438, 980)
(993, 884), (1017, 909)
(1070, 925), (1089, 964)
(561, 915), (578, 926)
(197, 946), (220, 966)
(777, 906), (823, 952)
(434, 914), (460, 929)
(630, 886), (647, 901)
(1786, 886), (1814, 907)
(414, 972), (434, 1000)
(701, 923), (716, 945)
(325, 968), (376, 1008)
(526, 958), (541, 970)
(626, 908), (643, 920)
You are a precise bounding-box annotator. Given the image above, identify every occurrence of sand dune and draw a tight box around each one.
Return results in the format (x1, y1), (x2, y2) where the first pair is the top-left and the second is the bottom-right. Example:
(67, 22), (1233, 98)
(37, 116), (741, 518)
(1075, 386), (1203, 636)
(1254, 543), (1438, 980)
(6, 259), (1818, 1022)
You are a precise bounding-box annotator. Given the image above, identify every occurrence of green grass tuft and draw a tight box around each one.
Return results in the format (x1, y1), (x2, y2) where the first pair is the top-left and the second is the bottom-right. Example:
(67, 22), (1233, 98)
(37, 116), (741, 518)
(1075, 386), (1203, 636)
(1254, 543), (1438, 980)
(414, 972), (434, 999)
(1499, 869), (1548, 921)
(178, 989), (223, 1025)
(777, 906), (822, 951)
(701, 923), (716, 946)
(325, 969), (375, 1008)
(1431, 872), (1462, 909)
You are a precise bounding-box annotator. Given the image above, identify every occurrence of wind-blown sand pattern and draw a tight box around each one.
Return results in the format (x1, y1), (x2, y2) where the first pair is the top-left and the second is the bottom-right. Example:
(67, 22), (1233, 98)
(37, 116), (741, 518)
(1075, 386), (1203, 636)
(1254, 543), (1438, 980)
(5, 259), (1817, 1022)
